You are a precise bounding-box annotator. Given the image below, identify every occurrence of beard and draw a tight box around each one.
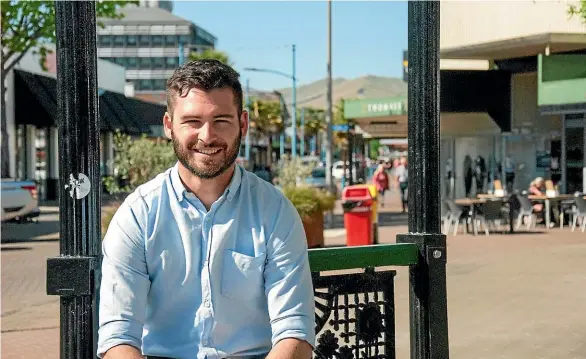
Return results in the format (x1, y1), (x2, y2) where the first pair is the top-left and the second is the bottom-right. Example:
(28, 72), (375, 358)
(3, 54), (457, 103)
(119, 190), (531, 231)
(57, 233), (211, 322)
(172, 129), (242, 179)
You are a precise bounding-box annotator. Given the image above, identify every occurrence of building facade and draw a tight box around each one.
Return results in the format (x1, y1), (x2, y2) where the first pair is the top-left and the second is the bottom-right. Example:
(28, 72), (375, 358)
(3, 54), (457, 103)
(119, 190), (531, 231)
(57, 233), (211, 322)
(97, 3), (216, 103)
(438, 0), (586, 196)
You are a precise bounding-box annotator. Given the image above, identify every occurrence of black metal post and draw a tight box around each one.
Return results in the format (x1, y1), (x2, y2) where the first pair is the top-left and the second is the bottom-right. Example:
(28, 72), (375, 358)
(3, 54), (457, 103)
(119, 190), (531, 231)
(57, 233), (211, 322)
(396, 1), (449, 359)
(46, 2), (101, 359)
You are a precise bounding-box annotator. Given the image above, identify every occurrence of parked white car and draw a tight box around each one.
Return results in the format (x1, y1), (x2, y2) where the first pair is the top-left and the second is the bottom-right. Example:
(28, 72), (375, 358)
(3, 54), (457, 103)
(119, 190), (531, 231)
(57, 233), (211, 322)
(332, 161), (360, 182)
(1, 179), (40, 222)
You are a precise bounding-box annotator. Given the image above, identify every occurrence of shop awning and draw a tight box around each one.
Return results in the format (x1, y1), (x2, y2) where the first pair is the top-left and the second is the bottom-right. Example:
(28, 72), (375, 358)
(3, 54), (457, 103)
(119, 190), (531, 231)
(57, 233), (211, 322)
(14, 70), (162, 135)
(440, 32), (586, 61)
(353, 112), (501, 139)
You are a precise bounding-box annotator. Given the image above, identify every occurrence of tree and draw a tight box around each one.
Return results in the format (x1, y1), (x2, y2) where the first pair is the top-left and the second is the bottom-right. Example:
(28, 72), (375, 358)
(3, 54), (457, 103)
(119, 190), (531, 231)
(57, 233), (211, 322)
(333, 98), (349, 125)
(0, 0), (134, 178)
(188, 48), (231, 65)
(302, 107), (325, 138)
(250, 99), (284, 136)
(568, 0), (586, 22)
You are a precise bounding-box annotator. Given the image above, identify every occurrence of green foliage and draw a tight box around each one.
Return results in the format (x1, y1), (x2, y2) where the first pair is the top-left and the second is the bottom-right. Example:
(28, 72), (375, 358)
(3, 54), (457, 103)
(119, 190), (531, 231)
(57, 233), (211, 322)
(276, 157), (335, 218)
(302, 107), (326, 137)
(283, 186), (336, 219)
(1, 0), (134, 73)
(103, 132), (176, 194)
(276, 156), (314, 187)
(250, 98), (284, 135)
(370, 139), (381, 159)
(568, 0), (586, 22)
(333, 98), (348, 125)
(189, 48), (231, 65)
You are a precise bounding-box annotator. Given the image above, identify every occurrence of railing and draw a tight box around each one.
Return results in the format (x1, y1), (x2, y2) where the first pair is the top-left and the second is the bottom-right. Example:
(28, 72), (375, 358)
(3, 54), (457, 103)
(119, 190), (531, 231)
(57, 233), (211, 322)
(308, 241), (447, 359)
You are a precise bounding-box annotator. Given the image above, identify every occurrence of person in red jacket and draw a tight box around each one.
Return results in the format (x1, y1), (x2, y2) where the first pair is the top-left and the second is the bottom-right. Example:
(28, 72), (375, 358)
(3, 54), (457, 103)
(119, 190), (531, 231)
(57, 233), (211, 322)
(372, 164), (390, 207)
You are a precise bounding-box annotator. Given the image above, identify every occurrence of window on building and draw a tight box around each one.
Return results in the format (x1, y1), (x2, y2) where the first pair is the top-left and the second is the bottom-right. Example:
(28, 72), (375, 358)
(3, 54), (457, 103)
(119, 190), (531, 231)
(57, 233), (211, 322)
(99, 35), (112, 47)
(113, 35), (125, 47)
(126, 35), (137, 46)
(165, 35), (176, 46)
(114, 57), (126, 67)
(139, 57), (151, 69)
(152, 35), (164, 46)
(138, 79), (152, 91)
(126, 57), (138, 69)
(153, 57), (164, 69)
(166, 57), (178, 69)
(139, 35), (150, 46)
(153, 79), (167, 91)
(178, 35), (190, 44)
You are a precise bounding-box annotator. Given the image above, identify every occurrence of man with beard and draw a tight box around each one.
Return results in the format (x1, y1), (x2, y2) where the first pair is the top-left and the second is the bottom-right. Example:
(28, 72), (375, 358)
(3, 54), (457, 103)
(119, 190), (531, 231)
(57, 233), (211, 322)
(98, 60), (315, 359)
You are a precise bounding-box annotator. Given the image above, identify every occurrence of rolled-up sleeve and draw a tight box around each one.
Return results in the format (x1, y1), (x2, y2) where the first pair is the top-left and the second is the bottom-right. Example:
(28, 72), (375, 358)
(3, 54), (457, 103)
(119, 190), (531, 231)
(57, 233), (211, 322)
(264, 197), (316, 348)
(97, 200), (151, 358)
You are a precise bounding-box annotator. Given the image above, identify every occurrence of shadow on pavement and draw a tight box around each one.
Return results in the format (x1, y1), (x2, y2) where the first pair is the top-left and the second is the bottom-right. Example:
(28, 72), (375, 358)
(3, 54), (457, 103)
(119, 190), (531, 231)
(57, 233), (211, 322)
(1, 219), (59, 243)
(1, 246), (33, 251)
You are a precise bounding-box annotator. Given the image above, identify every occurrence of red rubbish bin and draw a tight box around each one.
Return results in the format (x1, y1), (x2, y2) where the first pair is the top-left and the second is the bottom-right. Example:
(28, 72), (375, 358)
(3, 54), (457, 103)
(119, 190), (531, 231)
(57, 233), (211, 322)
(342, 186), (375, 246)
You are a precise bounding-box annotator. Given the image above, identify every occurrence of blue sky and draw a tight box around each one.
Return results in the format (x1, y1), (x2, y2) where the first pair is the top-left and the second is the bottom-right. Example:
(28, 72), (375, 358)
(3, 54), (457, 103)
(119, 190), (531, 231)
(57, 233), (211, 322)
(173, 1), (408, 91)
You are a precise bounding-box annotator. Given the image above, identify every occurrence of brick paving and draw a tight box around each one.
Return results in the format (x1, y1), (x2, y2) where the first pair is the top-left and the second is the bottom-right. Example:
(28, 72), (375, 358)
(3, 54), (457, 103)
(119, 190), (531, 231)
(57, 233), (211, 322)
(2, 196), (586, 358)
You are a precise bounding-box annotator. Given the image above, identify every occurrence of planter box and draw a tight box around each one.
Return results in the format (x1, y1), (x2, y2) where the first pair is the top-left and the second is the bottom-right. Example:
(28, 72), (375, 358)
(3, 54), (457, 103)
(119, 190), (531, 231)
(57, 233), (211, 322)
(302, 211), (325, 248)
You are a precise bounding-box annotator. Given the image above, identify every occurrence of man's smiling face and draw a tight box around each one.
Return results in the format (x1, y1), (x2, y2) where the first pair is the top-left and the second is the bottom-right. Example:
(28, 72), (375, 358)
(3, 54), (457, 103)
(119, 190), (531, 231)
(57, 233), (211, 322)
(164, 87), (248, 179)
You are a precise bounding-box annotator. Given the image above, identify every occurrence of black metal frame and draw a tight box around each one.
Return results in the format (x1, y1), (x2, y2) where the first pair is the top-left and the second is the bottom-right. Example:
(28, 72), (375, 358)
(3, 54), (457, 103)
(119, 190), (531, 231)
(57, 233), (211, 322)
(396, 2), (450, 359)
(45, 2), (102, 359)
(47, 1), (449, 359)
(313, 268), (396, 359)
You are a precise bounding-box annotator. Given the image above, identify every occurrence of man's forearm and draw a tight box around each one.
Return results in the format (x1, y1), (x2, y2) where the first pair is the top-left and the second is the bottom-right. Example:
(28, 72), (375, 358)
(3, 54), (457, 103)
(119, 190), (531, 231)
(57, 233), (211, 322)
(266, 338), (313, 359)
(103, 344), (144, 359)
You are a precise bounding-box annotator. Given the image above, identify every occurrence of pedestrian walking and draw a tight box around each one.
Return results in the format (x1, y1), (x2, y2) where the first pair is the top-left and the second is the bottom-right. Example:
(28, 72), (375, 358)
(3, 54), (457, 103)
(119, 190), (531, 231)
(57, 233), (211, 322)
(372, 164), (390, 207)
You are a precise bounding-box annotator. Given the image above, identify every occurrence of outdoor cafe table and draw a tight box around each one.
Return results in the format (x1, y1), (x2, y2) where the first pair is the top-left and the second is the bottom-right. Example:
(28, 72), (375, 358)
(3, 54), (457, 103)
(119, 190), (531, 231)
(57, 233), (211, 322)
(474, 194), (584, 231)
(454, 198), (491, 236)
(527, 194), (584, 229)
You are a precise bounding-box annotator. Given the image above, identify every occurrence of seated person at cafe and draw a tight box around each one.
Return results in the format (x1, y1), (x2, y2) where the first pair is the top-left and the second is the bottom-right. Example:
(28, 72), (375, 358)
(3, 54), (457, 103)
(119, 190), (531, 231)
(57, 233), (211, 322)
(528, 177), (559, 226)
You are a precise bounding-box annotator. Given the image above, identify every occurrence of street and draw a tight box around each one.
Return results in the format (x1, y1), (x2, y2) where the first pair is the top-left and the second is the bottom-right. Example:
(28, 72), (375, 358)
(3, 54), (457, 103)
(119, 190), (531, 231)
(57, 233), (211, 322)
(2, 193), (586, 358)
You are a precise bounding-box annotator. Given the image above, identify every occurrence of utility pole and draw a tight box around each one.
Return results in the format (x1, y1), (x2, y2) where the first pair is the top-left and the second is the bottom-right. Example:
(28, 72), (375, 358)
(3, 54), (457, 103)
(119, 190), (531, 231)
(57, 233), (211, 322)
(325, 0), (334, 195)
(291, 44), (297, 158)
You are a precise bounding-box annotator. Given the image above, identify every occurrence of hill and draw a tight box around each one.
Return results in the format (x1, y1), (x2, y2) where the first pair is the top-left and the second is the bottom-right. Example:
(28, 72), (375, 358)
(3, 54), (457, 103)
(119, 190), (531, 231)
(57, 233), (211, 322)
(271, 75), (408, 110)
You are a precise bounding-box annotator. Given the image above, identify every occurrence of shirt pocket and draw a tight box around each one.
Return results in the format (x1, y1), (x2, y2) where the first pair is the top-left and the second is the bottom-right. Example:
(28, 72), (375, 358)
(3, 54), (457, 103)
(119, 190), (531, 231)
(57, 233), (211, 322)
(221, 249), (266, 301)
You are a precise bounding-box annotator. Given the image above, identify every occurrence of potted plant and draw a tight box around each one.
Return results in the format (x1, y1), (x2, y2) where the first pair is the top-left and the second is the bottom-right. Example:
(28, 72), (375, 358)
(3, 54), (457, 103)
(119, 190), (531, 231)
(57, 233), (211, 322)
(282, 185), (335, 248)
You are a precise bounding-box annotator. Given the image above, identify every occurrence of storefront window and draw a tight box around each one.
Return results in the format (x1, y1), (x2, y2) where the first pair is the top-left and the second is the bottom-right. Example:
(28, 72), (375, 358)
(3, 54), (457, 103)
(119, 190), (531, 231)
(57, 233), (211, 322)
(565, 117), (585, 194)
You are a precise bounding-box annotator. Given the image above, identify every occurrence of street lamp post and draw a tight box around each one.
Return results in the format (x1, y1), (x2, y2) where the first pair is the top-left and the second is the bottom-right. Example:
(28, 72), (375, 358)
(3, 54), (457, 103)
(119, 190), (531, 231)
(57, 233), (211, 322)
(325, 0), (335, 196)
(243, 44), (297, 158)
(300, 108), (305, 157)
(245, 79), (251, 163)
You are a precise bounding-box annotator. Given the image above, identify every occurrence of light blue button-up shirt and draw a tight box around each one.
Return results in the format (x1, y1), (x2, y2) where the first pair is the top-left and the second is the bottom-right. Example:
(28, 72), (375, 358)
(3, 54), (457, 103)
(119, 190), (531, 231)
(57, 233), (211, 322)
(98, 164), (315, 359)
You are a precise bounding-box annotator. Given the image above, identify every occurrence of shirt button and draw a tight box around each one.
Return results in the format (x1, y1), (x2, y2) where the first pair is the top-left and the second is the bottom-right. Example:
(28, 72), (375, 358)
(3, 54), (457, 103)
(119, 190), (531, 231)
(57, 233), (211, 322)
(204, 299), (210, 307)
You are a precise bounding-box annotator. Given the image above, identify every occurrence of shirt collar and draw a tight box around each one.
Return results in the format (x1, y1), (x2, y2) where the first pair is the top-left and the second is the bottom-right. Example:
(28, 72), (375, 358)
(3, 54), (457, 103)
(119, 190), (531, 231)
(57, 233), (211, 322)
(170, 162), (243, 203)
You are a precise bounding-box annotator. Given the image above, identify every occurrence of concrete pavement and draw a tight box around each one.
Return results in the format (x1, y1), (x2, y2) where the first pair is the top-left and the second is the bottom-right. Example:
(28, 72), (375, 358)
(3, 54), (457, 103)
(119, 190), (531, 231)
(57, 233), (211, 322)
(2, 193), (586, 358)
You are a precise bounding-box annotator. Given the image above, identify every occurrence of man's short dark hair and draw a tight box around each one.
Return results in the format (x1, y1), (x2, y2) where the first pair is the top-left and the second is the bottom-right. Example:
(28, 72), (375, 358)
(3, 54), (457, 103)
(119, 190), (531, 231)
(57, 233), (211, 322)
(166, 59), (243, 116)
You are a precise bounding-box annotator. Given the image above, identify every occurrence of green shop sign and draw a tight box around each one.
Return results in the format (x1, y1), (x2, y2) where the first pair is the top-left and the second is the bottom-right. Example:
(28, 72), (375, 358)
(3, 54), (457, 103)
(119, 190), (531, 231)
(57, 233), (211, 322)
(538, 54), (586, 107)
(344, 97), (407, 119)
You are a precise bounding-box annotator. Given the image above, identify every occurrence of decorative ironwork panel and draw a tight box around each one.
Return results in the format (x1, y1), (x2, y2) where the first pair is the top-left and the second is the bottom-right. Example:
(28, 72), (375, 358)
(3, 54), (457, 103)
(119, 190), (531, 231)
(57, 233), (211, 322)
(312, 268), (396, 359)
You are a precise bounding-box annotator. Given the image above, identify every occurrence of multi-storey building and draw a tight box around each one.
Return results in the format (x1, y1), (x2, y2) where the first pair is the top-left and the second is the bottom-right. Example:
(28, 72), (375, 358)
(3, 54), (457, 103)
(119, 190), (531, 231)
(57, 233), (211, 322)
(97, 2), (216, 103)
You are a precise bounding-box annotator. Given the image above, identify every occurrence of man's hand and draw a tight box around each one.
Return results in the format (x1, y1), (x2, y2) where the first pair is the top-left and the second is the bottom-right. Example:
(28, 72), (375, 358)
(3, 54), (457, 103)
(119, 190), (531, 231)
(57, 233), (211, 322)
(265, 338), (313, 359)
(103, 344), (144, 359)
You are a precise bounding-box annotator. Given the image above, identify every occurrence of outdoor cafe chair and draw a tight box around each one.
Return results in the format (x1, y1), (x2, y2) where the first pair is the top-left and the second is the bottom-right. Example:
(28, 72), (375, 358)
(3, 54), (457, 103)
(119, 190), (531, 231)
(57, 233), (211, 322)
(571, 195), (586, 233)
